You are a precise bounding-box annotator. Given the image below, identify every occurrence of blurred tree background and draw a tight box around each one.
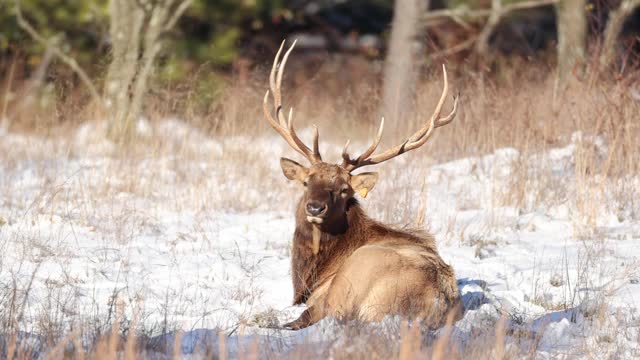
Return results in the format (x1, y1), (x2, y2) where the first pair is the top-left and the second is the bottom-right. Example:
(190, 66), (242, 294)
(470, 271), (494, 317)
(3, 0), (640, 76)
(3, 0), (638, 74)
(1, 0), (639, 134)
(0, 0), (395, 77)
(0, 0), (108, 75)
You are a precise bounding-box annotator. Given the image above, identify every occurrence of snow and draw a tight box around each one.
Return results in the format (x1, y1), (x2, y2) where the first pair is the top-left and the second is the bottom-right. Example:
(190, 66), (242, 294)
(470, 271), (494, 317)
(1, 119), (639, 357)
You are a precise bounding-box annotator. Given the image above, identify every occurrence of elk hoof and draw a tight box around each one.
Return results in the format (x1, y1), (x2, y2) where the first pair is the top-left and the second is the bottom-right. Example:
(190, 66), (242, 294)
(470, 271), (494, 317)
(281, 321), (304, 331)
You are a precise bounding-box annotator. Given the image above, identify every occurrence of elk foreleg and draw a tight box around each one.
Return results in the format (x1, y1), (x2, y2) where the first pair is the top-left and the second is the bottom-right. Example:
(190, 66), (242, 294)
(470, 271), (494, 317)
(282, 305), (323, 330)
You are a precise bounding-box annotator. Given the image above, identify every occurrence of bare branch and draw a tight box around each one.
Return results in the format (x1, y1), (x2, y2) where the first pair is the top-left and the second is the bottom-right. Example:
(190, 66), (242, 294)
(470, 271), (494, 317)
(14, 0), (103, 108)
(164, 0), (193, 32)
(428, 35), (479, 60)
(7, 45), (55, 119)
(424, 0), (558, 60)
(600, 0), (640, 70)
(423, 0), (557, 22)
(1, 54), (17, 124)
(500, 0), (557, 12)
(423, 4), (490, 21)
(475, 0), (502, 58)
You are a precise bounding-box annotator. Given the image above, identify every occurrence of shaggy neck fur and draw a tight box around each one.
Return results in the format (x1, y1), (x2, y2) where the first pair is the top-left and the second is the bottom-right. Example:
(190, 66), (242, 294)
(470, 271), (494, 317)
(290, 196), (437, 305)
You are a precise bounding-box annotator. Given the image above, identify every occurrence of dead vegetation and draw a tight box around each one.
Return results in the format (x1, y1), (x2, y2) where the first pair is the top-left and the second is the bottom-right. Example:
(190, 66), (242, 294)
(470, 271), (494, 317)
(1, 54), (639, 357)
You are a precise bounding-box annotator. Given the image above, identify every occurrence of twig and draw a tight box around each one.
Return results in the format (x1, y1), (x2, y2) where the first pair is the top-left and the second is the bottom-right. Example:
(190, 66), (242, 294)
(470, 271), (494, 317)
(428, 35), (479, 59)
(476, 0), (503, 57)
(424, 0), (558, 61)
(164, 0), (193, 32)
(423, 0), (558, 22)
(14, 0), (103, 108)
(599, 0), (640, 70)
(1, 52), (17, 129)
(9, 45), (54, 118)
(498, 0), (558, 12)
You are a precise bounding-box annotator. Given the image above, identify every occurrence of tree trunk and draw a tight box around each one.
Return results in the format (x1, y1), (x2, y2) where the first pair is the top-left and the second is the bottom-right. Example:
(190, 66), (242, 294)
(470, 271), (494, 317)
(556, 0), (587, 79)
(381, 0), (428, 131)
(104, 0), (192, 143)
(600, 0), (640, 70)
(103, 0), (144, 142)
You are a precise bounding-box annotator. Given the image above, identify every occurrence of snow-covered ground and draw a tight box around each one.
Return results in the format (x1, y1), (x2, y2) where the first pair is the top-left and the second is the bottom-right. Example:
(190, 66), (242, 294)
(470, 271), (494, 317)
(1, 119), (639, 358)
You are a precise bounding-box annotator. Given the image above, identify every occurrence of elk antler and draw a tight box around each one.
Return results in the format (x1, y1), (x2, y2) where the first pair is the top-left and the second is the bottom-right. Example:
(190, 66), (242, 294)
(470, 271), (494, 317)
(342, 65), (459, 172)
(263, 40), (322, 163)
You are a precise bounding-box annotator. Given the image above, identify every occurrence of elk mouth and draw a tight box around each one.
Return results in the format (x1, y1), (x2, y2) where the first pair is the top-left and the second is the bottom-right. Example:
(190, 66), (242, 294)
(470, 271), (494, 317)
(306, 216), (325, 224)
(305, 201), (327, 223)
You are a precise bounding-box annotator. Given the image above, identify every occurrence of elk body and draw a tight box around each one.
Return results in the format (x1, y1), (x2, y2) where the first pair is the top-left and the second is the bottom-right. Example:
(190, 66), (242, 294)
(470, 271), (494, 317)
(264, 41), (462, 330)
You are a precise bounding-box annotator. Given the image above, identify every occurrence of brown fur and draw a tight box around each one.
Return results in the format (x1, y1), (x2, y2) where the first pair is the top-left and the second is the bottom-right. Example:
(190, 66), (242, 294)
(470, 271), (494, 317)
(262, 41), (462, 330)
(281, 161), (462, 330)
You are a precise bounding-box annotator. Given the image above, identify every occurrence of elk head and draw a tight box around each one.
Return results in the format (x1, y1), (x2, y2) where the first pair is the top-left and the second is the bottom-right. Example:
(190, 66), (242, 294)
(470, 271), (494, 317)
(264, 40), (458, 240)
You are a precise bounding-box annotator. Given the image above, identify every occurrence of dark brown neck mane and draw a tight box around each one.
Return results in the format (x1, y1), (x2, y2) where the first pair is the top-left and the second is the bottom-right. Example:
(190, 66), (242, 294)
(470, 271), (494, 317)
(290, 197), (436, 305)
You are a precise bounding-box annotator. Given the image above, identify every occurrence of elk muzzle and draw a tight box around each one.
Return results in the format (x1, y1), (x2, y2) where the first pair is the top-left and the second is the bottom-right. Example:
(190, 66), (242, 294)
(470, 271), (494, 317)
(305, 201), (327, 223)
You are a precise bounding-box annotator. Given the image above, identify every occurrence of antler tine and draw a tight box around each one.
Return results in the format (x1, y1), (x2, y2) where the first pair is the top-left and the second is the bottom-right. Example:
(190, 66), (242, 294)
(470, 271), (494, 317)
(275, 40), (297, 126)
(358, 117), (385, 161)
(277, 40), (297, 94)
(341, 139), (352, 162)
(263, 90), (281, 132)
(287, 109), (322, 161)
(263, 40), (322, 163)
(403, 94), (459, 152)
(408, 64), (448, 144)
(342, 64), (458, 171)
(342, 118), (384, 170)
(312, 125), (321, 158)
(400, 69), (448, 152)
(270, 42), (284, 94)
(270, 41), (285, 126)
(435, 93), (459, 128)
(263, 91), (306, 158)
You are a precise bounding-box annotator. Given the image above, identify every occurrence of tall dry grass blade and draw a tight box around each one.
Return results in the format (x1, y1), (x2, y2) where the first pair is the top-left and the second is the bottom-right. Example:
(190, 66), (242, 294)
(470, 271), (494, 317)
(218, 332), (227, 360)
(399, 320), (410, 359)
(246, 337), (259, 360)
(494, 315), (507, 359)
(25, 341), (37, 360)
(414, 178), (429, 228)
(7, 333), (17, 360)
(43, 330), (78, 360)
(124, 303), (140, 360)
(73, 330), (85, 360)
(173, 330), (183, 359)
(399, 319), (421, 360)
(431, 307), (459, 360)
(1, 52), (17, 126)
(105, 300), (122, 360)
(95, 336), (108, 360)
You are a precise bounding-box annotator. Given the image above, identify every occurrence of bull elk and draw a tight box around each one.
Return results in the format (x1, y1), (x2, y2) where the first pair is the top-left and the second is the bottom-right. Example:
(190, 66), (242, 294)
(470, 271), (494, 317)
(263, 40), (462, 330)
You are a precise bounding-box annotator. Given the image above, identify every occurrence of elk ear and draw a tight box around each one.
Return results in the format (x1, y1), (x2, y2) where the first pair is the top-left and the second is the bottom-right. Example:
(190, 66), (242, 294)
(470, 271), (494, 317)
(350, 172), (378, 198)
(280, 158), (309, 182)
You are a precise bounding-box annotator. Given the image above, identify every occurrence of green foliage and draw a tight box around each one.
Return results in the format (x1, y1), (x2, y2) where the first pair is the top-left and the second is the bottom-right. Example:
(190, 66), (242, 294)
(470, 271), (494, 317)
(168, 0), (286, 66)
(1, 0), (285, 72)
(2, 0), (394, 82)
(0, 0), (107, 67)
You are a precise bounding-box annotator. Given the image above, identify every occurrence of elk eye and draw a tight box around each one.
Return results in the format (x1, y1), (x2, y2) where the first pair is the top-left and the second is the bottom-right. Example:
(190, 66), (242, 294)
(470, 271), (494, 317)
(303, 181), (308, 187)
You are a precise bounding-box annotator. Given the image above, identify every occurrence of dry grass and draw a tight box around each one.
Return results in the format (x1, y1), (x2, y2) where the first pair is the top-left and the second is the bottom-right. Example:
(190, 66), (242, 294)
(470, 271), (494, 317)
(1, 58), (639, 358)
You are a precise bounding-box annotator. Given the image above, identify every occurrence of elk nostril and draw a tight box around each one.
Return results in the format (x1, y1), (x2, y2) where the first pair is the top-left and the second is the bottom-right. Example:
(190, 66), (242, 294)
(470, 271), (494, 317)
(306, 202), (327, 216)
